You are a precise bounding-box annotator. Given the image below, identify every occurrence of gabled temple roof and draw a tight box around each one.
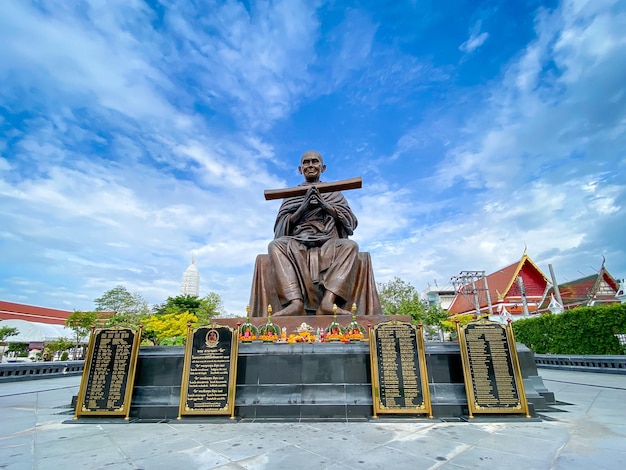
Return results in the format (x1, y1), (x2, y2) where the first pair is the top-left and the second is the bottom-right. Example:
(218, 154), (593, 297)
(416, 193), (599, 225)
(556, 261), (620, 307)
(448, 253), (550, 315)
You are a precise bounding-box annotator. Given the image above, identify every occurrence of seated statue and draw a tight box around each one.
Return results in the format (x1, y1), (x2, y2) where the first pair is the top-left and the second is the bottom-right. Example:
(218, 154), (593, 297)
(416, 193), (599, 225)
(249, 150), (381, 317)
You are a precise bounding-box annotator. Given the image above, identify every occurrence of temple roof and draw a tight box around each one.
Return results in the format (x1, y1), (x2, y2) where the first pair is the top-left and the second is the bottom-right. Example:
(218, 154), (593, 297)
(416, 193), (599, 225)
(448, 253), (550, 315)
(0, 300), (73, 325)
(555, 262), (620, 307)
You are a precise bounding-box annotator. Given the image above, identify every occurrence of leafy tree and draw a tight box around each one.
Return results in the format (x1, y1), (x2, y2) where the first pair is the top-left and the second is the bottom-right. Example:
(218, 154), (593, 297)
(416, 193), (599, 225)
(378, 277), (464, 339)
(153, 293), (224, 324)
(423, 303), (451, 340)
(0, 325), (18, 342)
(8, 342), (28, 356)
(378, 277), (427, 324)
(143, 311), (198, 345)
(65, 311), (98, 359)
(45, 337), (74, 360)
(441, 313), (477, 332)
(95, 285), (149, 328)
(0, 325), (19, 360)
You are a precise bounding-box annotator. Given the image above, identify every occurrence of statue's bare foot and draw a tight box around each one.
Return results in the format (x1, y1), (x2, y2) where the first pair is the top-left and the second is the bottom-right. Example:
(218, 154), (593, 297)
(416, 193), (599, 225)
(317, 295), (351, 315)
(273, 299), (305, 317)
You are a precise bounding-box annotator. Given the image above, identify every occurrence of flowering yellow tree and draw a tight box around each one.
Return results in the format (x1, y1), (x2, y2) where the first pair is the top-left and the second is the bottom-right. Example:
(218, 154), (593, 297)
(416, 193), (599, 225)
(440, 313), (479, 332)
(142, 311), (198, 345)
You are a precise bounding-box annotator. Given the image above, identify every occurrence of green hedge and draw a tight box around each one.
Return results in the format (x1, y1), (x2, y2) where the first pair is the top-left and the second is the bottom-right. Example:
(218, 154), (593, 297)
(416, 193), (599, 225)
(512, 303), (626, 355)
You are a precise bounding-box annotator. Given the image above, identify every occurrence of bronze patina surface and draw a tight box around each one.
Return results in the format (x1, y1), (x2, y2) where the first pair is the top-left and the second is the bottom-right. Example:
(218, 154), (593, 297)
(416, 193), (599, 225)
(250, 150), (381, 317)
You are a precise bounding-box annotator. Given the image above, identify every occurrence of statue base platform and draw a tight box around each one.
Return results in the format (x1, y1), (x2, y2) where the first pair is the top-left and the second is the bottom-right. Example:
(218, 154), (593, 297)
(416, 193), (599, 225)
(211, 314), (409, 335)
(129, 339), (554, 421)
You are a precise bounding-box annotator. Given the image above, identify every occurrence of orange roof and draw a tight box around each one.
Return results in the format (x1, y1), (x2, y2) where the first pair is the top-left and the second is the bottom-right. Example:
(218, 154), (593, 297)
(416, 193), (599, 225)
(448, 253), (550, 315)
(0, 300), (73, 325)
(557, 264), (620, 307)
(0, 300), (116, 327)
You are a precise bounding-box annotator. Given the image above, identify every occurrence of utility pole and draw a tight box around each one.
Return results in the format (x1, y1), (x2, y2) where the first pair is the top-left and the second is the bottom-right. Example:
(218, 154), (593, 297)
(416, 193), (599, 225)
(517, 276), (530, 316)
(548, 264), (564, 306)
(451, 271), (492, 316)
(483, 275), (494, 316)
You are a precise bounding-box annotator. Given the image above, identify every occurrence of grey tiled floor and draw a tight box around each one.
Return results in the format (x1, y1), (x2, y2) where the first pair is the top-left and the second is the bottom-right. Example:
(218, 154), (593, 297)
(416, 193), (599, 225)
(1, 369), (625, 469)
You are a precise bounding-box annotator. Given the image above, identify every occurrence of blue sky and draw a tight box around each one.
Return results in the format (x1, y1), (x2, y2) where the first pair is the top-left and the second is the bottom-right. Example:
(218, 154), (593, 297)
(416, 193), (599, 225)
(1, 0), (624, 314)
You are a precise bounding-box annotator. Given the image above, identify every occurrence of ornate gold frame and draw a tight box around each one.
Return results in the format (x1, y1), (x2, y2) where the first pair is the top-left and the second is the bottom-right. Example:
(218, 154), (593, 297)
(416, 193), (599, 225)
(74, 326), (142, 420)
(457, 318), (530, 418)
(369, 320), (432, 418)
(178, 323), (239, 419)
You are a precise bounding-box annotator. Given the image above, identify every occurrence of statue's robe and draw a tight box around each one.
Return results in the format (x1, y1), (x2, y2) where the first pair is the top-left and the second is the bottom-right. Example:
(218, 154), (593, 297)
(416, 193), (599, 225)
(249, 187), (382, 316)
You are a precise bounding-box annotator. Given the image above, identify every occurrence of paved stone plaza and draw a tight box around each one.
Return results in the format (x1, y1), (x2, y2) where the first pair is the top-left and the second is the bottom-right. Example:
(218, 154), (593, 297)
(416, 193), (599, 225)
(1, 368), (625, 469)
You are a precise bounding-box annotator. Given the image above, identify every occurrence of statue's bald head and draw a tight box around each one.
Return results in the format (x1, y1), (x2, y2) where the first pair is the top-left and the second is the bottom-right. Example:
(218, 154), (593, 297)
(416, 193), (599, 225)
(301, 150), (323, 165)
(299, 150), (326, 182)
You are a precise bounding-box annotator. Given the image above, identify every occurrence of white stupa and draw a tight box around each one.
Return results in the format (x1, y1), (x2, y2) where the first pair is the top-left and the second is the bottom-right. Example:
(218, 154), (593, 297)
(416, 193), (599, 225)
(180, 257), (200, 297)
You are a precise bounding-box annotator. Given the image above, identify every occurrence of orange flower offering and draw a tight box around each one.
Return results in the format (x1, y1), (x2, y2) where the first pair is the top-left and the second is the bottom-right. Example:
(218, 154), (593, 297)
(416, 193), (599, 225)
(258, 331), (278, 342)
(287, 332), (316, 343)
(324, 307), (345, 341)
(344, 330), (365, 341)
(239, 306), (259, 343)
(345, 303), (366, 341)
(258, 306), (281, 342)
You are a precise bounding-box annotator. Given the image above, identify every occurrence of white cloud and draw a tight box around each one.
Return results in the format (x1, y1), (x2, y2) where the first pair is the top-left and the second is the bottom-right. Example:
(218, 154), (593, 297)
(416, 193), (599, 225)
(460, 31), (489, 53)
(0, 1), (177, 123)
(163, 0), (321, 129)
(0, 0), (624, 315)
(366, 0), (626, 292)
(0, 157), (11, 171)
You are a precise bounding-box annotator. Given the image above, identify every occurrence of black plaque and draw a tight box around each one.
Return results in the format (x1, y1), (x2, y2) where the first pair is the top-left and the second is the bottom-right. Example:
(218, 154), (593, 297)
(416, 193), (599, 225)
(74, 327), (141, 419)
(178, 324), (238, 417)
(369, 321), (432, 416)
(458, 319), (530, 417)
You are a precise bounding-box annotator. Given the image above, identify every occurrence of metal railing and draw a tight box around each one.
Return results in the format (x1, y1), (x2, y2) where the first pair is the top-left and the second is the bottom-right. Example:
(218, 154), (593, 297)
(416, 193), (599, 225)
(2, 354), (625, 382)
(534, 354), (626, 374)
(0, 360), (84, 382)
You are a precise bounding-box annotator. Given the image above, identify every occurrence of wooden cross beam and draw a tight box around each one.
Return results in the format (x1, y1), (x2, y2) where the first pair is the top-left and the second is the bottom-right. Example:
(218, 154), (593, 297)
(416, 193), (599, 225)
(264, 177), (362, 201)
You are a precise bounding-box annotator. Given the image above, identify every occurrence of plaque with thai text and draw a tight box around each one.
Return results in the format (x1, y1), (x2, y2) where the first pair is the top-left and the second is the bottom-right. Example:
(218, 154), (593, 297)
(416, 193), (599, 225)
(74, 326), (142, 419)
(369, 321), (432, 417)
(178, 324), (238, 418)
(457, 319), (530, 417)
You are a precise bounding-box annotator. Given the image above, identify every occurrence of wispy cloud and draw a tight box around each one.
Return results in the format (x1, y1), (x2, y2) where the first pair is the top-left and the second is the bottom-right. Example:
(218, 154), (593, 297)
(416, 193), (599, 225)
(360, 0), (626, 290)
(0, 0), (624, 314)
(460, 31), (489, 53)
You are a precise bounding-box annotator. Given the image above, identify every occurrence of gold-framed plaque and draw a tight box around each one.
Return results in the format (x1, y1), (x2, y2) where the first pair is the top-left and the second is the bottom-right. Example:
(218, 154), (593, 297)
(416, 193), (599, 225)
(178, 323), (239, 418)
(74, 326), (142, 420)
(369, 321), (432, 417)
(457, 318), (530, 418)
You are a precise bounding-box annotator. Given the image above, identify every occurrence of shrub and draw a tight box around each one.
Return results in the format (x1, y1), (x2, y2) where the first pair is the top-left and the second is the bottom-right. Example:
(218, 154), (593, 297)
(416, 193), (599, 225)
(512, 303), (626, 354)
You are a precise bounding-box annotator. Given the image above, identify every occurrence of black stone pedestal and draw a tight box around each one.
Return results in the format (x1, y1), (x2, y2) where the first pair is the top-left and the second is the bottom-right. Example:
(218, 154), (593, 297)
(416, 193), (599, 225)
(127, 342), (554, 421)
(130, 346), (184, 420)
(236, 342), (371, 420)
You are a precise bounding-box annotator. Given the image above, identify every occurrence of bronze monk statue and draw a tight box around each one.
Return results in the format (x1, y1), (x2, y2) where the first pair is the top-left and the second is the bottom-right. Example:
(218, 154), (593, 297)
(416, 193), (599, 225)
(249, 150), (382, 317)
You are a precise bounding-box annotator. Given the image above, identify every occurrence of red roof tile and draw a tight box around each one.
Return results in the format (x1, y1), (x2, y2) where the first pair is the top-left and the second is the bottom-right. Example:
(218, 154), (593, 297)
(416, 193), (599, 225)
(557, 266), (620, 307)
(0, 300), (74, 325)
(448, 254), (550, 315)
